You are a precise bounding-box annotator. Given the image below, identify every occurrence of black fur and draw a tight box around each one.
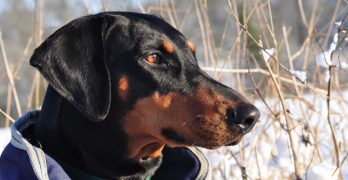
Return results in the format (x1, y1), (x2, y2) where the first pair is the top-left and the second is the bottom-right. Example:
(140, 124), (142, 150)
(30, 12), (260, 179)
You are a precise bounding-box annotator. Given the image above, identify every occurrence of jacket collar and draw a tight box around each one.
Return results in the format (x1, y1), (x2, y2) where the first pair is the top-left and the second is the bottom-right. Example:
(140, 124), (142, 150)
(10, 110), (50, 180)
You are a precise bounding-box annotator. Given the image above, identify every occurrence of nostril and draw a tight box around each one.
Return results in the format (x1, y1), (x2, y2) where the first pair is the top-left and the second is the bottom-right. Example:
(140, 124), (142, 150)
(240, 107), (260, 132)
(242, 117), (257, 132)
(226, 108), (237, 122)
(226, 105), (260, 132)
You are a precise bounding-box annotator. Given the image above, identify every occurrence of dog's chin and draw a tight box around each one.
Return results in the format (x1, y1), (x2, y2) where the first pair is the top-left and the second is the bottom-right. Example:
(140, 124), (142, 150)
(122, 155), (162, 179)
(226, 137), (243, 146)
(192, 136), (245, 150)
(138, 155), (162, 170)
(165, 138), (244, 150)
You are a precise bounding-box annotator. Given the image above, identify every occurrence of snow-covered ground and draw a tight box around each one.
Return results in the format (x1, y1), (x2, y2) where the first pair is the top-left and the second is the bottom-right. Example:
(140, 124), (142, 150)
(202, 91), (348, 180)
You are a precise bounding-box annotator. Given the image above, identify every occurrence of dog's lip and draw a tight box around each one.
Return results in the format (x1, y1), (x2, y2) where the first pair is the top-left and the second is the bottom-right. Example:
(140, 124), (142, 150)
(161, 128), (187, 145)
(226, 136), (243, 146)
(224, 122), (255, 146)
(161, 126), (246, 148)
(130, 135), (186, 160)
(161, 136), (189, 148)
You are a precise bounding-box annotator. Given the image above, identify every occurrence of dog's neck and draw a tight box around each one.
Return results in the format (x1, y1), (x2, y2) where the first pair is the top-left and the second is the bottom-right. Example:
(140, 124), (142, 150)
(35, 85), (161, 179)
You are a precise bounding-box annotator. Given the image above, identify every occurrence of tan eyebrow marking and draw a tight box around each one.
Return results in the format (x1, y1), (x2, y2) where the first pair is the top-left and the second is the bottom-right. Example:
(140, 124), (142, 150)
(118, 75), (129, 101)
(186, 40), (196, 53)
(162, 39), (174, 53)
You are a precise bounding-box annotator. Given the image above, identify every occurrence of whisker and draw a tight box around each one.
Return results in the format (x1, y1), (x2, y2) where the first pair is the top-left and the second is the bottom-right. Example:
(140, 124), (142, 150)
(195, 115), (204, 118)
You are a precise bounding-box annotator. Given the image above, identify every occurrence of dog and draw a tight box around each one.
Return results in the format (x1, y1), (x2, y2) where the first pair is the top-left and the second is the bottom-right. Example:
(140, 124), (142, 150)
(2, 12), (260, 179)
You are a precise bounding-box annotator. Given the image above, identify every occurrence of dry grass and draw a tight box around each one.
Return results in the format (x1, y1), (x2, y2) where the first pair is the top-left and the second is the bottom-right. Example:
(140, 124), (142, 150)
(1, 0), (348, 179)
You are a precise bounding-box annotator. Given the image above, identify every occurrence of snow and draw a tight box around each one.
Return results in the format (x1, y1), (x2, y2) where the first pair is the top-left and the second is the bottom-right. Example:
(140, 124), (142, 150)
(0, 128), (11, 154)
(315, 21), (348, 84)
(203, 90), (348, 179)
(340, 62), (348, 69)
(335, 21), (342, 27)
(315, 32), (337, 68)
(306, 162), (338, 180)
(290, 70), (307, 83)
(261, 48), (275, 62)
(315, 21), (342, 69)
(316, 51), (333, 68)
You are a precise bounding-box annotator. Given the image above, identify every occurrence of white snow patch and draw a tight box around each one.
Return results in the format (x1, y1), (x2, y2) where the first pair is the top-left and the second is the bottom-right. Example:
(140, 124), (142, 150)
(335, 21), (342, 27)
(315, 21), (348, 71)
(340, 62), (348, 69)
(0, 128), (11, 155)
(261, 48), (275, 62)
(306, 162), (338, 180)
(316, 51), (333, 68)
(290, 70), (307, 83)
(324, 70), (330, 82)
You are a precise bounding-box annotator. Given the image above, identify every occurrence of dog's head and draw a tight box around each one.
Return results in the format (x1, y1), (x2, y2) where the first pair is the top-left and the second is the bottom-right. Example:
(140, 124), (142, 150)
(30, 12), (259, 176)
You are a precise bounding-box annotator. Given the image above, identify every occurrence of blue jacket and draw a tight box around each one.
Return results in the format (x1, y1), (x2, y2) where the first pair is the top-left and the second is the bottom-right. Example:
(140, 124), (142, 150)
(0, 111), (211, 180)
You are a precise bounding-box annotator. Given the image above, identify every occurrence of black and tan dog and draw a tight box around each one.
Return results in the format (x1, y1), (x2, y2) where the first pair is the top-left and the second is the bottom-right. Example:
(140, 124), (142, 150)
(29, 12), (260, 179)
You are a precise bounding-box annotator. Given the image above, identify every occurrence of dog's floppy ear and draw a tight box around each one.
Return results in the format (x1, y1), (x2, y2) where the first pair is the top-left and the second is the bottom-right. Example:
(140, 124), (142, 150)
(30, 15), (111, 122)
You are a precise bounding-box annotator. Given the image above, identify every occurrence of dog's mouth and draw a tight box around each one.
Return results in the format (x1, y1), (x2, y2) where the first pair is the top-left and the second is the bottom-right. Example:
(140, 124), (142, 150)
(130, 126), (245, 161)
(129, 133), (188, 160)
(124, 89), (258, 160)
(161, 128), (187, 144)
(160, 125), (246, 148)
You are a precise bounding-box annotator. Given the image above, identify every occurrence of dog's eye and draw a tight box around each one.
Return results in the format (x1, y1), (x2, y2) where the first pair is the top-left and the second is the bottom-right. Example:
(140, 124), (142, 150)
(145, 53), (161, 64)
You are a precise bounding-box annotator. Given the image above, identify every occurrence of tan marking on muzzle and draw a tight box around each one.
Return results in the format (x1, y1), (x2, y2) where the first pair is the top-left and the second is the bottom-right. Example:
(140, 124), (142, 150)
(153, 92), (174, 108)
(122, 92), (200, 159)
(122, 85), (245, 158)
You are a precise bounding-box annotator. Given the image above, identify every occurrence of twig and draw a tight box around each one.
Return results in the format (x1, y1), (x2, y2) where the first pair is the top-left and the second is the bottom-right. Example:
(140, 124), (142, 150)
(136, 2), (146, 13)
(0, 109), (15, 123)
(297, 0), (308, 27)
(230, 151), (248, 180)
(259, 41), (300, 179)
(333, 150), (348, 175)
(230, 10), (307, 85)
(34, 0), (44, 109)
(254, 148), (262, 179)
(247, 55), (277, 117)
(0, 32), (22, 117)
(313, 24), (343, 178)
(194, 0), (209, 66)
(199, 0), (217, 65)
(323, 0), (342, 49)
(164, 0), (178, 28)
(201, 67), (327, 95)
(327, 65), (341, 172)
(5, 85), (12, 127)
(178, 1), (193, 31)
(83, 0), (91, 13)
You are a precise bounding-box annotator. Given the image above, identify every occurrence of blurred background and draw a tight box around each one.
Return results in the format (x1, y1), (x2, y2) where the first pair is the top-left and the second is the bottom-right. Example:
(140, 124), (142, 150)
(1, 0), (348, 179)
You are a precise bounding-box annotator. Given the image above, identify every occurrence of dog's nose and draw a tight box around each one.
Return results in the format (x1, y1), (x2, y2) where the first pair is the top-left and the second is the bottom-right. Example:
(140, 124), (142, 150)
(226, 105), (260, 133)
